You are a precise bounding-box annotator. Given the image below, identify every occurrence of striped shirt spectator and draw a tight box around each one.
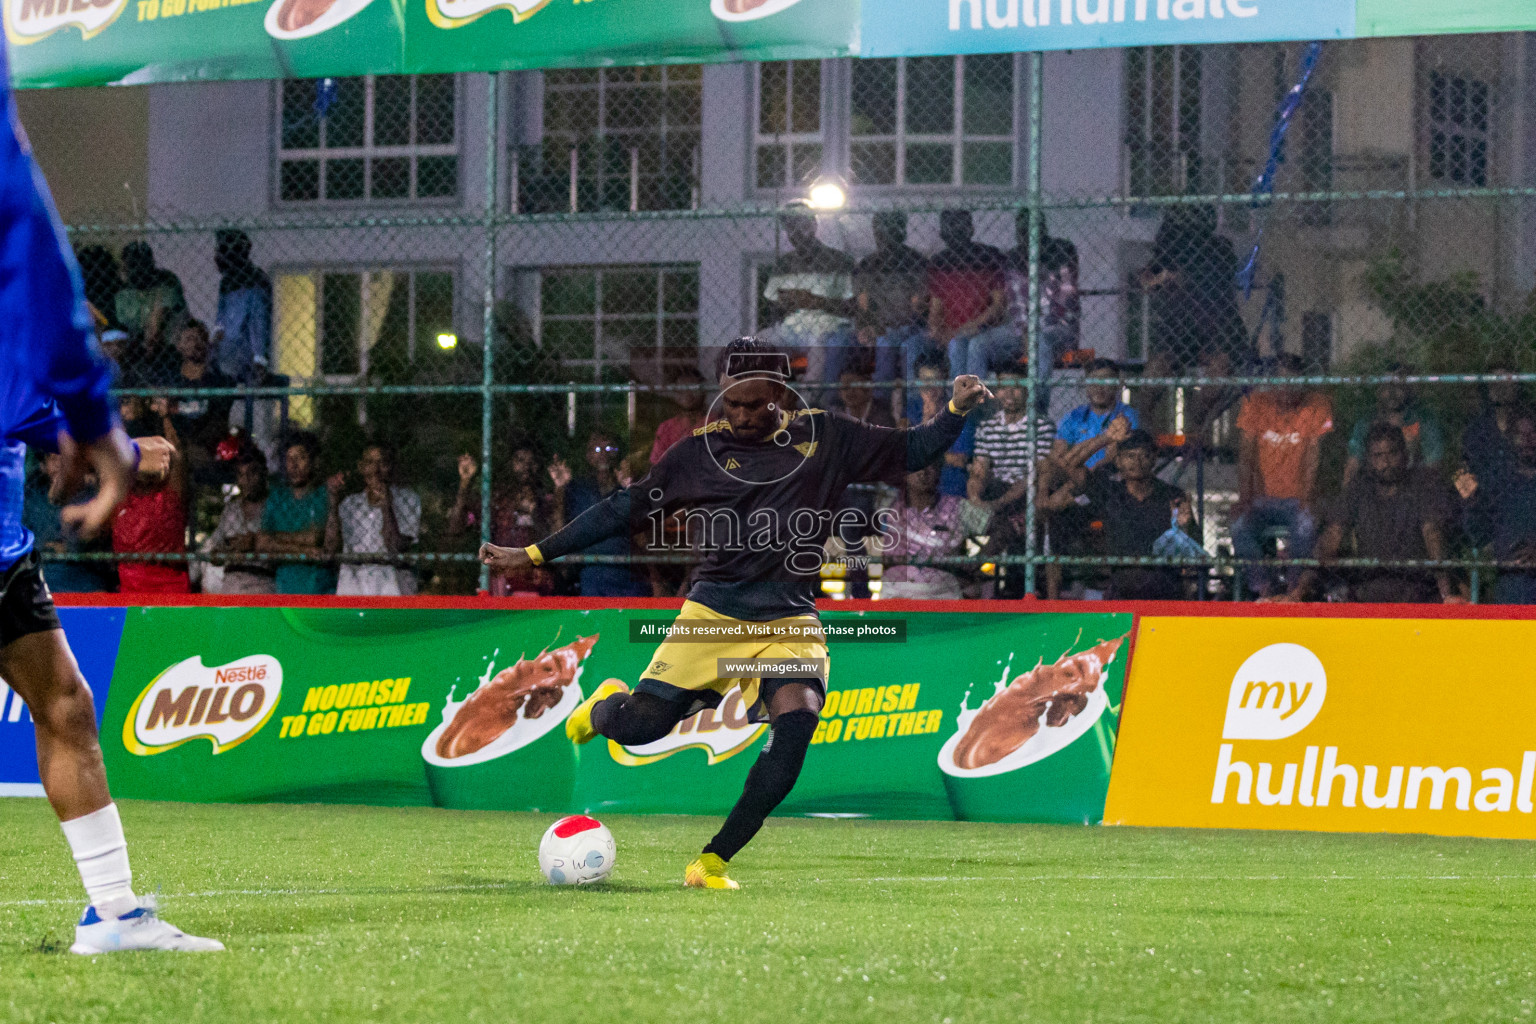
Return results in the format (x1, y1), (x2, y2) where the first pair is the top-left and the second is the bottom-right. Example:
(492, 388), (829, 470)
(974, 409), (1057, 486)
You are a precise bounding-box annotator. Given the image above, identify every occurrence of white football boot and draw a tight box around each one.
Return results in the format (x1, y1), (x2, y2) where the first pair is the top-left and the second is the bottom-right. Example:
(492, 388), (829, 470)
(70, 898), (225, 954)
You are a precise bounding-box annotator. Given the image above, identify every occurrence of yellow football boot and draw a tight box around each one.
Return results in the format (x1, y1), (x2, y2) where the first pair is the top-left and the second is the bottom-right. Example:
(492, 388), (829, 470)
(565, 679), (629, 745)
(684, 853), (740, 890)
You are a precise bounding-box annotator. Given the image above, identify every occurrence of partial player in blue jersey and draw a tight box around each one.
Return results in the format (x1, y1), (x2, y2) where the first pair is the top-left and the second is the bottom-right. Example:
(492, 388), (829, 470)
(1, 46), (222, 954)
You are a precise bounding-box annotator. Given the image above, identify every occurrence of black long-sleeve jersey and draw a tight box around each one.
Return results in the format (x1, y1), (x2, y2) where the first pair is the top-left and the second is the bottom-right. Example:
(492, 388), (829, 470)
(531, 403), (970, 620)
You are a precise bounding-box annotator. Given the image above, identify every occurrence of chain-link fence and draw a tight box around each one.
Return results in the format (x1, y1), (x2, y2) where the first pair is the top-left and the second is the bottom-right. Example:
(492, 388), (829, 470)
(19, 35), (1536, 601)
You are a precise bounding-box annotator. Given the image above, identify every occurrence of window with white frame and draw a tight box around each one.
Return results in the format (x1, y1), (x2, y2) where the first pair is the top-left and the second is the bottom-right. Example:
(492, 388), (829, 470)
(1124, 46), (1203, 197)
(535, 265), (699, 382)
(1426, 70), (1490, 187)
(754, 61), (824, 191)
(278, 75), (458, 203)
(272, 269), (456, 386)
(536, 66), (702, 212)
(848, 55), (1017, 188)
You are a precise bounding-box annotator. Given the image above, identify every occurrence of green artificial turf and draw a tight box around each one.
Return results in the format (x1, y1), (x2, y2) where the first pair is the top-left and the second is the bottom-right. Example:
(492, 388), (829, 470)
(1, 798), (1533, 1023)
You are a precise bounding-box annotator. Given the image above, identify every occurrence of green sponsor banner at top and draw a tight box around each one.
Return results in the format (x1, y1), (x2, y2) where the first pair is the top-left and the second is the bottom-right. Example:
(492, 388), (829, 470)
(100, 605), (1132, 824)
(3, 0), (857, 88)
(6, 0), (1534, 91)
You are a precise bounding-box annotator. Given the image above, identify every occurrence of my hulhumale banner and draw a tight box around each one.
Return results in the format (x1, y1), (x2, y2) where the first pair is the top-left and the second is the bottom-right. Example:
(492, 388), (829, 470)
(859, 0), (1353, 58)
(99, 605), (1131, 824)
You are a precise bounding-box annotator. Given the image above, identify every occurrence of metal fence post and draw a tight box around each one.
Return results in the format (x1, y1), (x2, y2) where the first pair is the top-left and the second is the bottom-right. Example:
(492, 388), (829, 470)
(1023, 50), (1043, 599)
(479, 71), (500, 594)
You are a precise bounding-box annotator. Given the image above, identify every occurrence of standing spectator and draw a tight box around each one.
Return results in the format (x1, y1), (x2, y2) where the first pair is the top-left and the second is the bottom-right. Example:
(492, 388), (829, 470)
(879, 462), (978, 600)
(258, 431), (337, 595)
(1041, 428), (1197, 600)
(1343, 365), (1445, 487)
(448, 447), (556, 596)
(1458, 408), (1536, 604)
(112, 401), (189, 594)
(1050, 359), (1139, 471)
(1462, 366), (1522, 486)
(1231, 355), (1334, 597)
(23, 453), (116, 593)
(154, 319), (237, 483)
(650, 366), (709, 465)
(328, 444), (422, 596)
(115, 241), (186, 380)
(862, 211), (935, 411)
(929, 210), (1012, 379)
(556, 431), (649, 597)
(759, 202), (857, 387)
(1277, 423), (1460, 604)
(76, 245), (122, 330)
(238, 359), (292, 473)
(1138, 204), (1249, 372)
(1005, 210), (1081, 374)
(213, 229), (273, 385)
(204, 454), (275, 595)
(906, 356), (975, 497)
(833, 360), (896, 428)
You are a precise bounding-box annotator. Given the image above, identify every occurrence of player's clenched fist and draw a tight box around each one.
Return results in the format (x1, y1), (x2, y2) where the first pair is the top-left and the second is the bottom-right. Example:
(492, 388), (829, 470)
(479, 542), (532, 574)
(950, 374), (994, 414)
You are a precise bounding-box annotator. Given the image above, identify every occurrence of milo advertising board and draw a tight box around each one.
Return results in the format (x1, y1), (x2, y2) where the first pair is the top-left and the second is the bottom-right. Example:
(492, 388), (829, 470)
(100, 606), (1130, 823)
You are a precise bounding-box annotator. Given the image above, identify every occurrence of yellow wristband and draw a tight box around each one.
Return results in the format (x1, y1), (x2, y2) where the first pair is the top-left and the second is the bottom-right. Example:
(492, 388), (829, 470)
(525, 544), (545, 566)
(948, 399), (963, 415)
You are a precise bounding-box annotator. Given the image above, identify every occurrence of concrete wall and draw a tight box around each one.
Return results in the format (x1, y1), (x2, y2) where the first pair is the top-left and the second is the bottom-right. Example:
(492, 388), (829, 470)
(15, 85), (149, 224)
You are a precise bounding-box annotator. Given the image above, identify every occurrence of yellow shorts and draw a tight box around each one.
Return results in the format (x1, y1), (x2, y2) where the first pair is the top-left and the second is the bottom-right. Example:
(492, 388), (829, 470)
(636, 600), (829, 722)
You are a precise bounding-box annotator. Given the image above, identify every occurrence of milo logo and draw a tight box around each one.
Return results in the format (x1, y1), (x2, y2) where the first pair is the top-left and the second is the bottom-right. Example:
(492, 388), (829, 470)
(123, 655), (283, 756)
(5, 0), (128, 44)
(610, 687), (765, 766)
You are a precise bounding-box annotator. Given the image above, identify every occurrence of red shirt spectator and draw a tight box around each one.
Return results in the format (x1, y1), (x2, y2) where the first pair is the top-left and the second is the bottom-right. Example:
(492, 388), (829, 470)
(114, 487), (189, 593)
(926, 210), (1006, 340)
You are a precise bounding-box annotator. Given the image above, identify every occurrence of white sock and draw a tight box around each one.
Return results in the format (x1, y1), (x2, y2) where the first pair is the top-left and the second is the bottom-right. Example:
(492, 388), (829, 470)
(60, 803), (137, 919)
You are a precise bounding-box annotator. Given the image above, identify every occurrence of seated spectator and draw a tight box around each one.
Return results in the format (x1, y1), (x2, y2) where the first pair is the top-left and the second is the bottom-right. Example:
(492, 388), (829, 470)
(832, 359), (896, 427)
(968, 383), (1057, 509)
(1230, 354), (1333, 598)
(1457, 407), (1536, 604)
(153, 319), (237, 482)
(1004, 211), (1080, 376)
(204, 454), (275, 595)
(1276, 423), (1460, 604)
(448, 447), (556, 596)
(1138, 204), (1249, 373)
(758, 202), (857, 387)
(1050, 359), (1139, 471)
(906, 355), (974, 497)
(258, 431), (337, 595)
(1343, 365), (1444, 487)
(862, 211), (936, 411)
(1462, 366), (1522, 486)
(650, 366), (709, 465)
(879, 462), (980, 600)
(930, 210), (1013, 379)
(112, 401), (189, 594)
(22, 453), (116, 593)
(328, 444), (422, 596)
(556, 430), (649, 597)
(1041, 428), (1197, 600)
(76, 244), (122, 332)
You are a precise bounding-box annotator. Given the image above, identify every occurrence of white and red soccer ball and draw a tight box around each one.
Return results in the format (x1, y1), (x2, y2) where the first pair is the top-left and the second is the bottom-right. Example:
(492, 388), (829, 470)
(538, 815), (616, 885)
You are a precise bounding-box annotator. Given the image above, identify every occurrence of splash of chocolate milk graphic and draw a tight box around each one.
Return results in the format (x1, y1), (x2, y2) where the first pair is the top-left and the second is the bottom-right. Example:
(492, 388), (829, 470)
(952, 638), (1123, 770)
(434, 635), (598, 759)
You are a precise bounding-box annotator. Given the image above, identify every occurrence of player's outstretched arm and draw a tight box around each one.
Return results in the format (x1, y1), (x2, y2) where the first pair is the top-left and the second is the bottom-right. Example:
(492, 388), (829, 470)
(901, 374), (992, 471)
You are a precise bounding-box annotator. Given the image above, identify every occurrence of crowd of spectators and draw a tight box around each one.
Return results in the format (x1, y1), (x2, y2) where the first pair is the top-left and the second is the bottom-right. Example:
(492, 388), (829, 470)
(42, 220), (1536, 605)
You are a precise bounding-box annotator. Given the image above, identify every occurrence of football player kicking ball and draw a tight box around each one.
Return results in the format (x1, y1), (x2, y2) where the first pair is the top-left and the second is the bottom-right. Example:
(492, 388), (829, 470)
(482, 338), (989, 890)
(1, 44), (221, 953)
